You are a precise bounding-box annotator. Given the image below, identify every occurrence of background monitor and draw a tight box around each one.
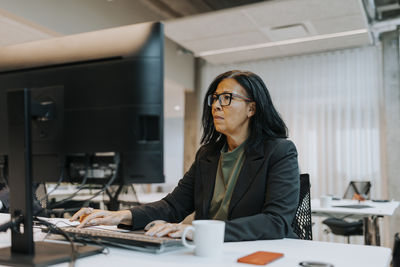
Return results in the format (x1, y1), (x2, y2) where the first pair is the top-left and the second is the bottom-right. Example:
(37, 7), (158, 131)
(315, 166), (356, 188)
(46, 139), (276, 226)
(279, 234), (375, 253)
(0, 21), (165, 185)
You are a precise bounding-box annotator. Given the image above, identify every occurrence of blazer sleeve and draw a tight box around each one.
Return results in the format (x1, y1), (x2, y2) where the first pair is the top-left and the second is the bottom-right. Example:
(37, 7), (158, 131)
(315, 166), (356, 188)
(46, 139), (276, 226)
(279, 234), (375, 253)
(224, 140), (300, 241)
(128, 151), (199, 230)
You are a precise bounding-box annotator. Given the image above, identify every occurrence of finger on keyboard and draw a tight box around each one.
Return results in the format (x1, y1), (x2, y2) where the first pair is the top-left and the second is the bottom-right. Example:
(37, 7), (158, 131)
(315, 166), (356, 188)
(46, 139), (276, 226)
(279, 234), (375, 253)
(146, 223), (168, 236)
(71, 207), (94, 222)
(144, 220), (166, 231)
(156, 224), (176, 237)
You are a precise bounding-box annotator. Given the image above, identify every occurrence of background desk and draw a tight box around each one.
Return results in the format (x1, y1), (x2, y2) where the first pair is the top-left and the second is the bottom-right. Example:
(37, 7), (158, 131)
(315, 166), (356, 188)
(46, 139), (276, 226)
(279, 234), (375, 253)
(47, 186), (168, 210)
(48, 187), (167, 202)
(0, 214), (392, 267)
(312, 199), (399, 245)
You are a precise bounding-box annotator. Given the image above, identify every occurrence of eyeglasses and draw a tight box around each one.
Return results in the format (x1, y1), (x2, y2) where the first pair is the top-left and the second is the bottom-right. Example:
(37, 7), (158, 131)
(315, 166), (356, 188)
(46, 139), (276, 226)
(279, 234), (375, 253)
(207, 92), (252, 107)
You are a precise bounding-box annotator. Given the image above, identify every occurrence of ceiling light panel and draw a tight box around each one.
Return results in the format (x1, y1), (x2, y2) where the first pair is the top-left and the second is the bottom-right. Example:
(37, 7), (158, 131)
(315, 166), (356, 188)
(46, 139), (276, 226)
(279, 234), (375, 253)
(180, 31), (268, 53)
(165, 10), (255, 41)
(311, 15), (367, 33)
(0, 12), (56, 46)
(243, 0), (363, 28)
(202, 46), (283, 65)
(277, 32), (370, 55)
(203, 32), (370, 65)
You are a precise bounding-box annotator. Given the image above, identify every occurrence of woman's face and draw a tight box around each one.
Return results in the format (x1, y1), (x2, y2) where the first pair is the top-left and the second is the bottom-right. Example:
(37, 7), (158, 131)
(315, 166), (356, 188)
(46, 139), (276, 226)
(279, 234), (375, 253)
(211, 78), (255, 139)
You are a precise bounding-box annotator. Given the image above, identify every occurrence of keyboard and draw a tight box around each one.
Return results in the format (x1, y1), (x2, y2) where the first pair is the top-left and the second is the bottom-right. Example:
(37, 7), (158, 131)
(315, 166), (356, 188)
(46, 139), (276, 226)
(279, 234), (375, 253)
(50, 226), (183, 253)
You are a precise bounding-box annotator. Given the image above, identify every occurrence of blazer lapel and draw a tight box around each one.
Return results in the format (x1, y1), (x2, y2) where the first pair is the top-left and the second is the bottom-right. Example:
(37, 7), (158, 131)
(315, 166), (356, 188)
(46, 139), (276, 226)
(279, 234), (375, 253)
(228, 145), (264, 216)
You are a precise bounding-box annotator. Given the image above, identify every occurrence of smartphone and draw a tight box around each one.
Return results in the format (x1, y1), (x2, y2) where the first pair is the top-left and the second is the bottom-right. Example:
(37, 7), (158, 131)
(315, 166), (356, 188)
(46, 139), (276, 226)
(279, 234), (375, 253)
(237, 251), (284, 265)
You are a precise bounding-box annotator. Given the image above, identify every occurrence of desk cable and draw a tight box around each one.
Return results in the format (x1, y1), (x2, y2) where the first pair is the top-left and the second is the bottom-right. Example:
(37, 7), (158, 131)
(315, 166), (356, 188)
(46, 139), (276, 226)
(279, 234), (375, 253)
(35, 217), (79, 267)
(46, 155), (91, 209)
(47, 153), (120, 211)
(37, 157), (67, 203)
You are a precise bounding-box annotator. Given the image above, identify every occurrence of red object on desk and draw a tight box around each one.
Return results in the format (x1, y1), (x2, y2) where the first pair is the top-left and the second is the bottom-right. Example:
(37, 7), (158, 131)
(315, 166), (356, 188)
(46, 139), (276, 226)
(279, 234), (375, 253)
(237, 251), (284, 265)
(352, 193), (366, 201)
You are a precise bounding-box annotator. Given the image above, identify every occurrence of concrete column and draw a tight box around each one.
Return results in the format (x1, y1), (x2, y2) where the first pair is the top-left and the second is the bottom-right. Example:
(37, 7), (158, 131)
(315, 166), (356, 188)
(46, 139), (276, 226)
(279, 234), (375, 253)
(381, 28), (400, 246)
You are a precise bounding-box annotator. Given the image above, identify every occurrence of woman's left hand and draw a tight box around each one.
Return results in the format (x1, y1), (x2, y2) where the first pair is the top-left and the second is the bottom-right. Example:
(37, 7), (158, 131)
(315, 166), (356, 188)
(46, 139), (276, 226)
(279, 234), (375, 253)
(144, 220), (192, 239)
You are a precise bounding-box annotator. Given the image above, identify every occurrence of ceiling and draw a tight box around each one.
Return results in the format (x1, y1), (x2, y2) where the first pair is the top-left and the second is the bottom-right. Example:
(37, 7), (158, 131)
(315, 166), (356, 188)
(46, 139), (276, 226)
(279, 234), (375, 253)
(165, 0), (372, 64)
(0, 0), (382, 64)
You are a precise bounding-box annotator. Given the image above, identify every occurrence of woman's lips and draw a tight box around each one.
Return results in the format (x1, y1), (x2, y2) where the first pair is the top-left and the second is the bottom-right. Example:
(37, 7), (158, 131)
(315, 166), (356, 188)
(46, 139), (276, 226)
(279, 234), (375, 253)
(213, 116), (224, 120)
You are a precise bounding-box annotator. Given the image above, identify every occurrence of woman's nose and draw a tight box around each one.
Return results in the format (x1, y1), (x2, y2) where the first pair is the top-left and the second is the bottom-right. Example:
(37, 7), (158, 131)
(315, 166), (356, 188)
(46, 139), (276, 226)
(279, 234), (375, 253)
(212, 99), (222, 110)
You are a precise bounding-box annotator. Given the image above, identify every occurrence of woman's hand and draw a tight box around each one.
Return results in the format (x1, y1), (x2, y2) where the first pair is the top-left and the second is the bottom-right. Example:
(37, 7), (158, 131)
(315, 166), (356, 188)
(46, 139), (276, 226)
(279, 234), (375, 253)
(144, 220), (192, 239)
(70, 207), (132, 228)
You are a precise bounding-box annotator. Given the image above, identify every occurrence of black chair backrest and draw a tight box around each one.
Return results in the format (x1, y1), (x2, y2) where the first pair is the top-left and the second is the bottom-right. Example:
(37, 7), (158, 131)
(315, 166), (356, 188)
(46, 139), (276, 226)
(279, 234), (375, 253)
(343, 181), (371, 199)
(393, 233), (400, 267)
(292, 173), (313, 240)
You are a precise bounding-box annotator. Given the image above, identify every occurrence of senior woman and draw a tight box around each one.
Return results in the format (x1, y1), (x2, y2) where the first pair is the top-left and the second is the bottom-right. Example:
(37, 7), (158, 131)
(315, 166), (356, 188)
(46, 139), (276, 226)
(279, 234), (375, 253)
(71, 70), (300, 242)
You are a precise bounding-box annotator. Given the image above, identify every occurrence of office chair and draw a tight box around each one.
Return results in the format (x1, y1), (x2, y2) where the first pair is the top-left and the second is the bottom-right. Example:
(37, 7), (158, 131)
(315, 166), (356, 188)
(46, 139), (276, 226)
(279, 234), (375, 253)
(343, 181), (371, 200)
(393, 233), (400, 267)
(292, 173), (313, 240)
(322, 180), (371, 243)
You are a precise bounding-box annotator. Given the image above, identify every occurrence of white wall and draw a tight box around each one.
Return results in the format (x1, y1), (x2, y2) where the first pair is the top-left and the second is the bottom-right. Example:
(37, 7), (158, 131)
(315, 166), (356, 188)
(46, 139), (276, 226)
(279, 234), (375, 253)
(160, 38), (195, 191)
(164, 37), (194, 92)
(162, 79), (185, 191)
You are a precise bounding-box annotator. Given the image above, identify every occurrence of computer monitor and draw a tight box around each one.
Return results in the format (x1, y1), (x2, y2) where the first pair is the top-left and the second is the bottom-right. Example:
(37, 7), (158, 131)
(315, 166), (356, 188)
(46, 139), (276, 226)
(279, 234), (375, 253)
(0, 21), (164, 266)
(0, 21), (164, 185)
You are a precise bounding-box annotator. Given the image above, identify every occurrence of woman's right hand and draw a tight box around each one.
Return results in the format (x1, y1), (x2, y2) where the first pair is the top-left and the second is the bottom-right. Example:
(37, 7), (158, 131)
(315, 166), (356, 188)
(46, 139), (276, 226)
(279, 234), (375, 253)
(70, 207), (132, 228)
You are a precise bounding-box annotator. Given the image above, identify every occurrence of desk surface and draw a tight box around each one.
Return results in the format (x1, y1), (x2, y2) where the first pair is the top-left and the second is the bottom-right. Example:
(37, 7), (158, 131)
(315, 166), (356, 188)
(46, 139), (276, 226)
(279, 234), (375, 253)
(51, 239), (391, 267)
(0, 214), (392, 267)
(312, 199), (399, 217)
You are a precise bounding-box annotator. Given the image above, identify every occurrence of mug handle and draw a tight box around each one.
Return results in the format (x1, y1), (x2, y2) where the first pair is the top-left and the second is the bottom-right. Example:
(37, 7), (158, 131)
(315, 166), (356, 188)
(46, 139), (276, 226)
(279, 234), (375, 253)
(181, 225), (195, 249)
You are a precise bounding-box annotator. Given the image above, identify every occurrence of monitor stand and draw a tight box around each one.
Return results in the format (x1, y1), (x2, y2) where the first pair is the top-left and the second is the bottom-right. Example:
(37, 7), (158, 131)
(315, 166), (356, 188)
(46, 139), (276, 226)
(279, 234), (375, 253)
(0, 241), (103, 266)
(0, 89), (103, 266)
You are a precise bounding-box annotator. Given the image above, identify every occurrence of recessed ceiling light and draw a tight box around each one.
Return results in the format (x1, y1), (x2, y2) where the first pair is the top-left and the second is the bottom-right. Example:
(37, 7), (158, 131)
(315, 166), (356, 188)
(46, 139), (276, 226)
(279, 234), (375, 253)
(174, 105), (181, 111)
(197, 29), (368, 57)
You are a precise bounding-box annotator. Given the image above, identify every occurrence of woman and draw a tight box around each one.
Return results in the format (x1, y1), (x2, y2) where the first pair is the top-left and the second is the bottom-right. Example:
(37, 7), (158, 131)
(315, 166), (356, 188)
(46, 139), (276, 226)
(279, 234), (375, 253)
(71, 70), (300, 241)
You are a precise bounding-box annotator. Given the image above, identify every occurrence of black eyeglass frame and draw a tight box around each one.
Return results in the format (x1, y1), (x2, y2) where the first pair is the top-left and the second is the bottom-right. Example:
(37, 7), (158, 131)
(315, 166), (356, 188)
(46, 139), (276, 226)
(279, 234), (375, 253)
(207, 92), (253, 107)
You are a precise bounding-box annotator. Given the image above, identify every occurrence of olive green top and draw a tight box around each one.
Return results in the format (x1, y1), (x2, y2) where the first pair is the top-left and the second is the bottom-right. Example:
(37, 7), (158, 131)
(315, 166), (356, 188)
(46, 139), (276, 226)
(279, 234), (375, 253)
(209, 141), (246, 220)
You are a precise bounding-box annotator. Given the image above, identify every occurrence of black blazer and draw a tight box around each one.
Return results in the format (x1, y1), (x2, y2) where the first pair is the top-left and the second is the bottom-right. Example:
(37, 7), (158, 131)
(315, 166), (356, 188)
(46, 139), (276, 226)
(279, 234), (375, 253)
(129, 138), (300, 242)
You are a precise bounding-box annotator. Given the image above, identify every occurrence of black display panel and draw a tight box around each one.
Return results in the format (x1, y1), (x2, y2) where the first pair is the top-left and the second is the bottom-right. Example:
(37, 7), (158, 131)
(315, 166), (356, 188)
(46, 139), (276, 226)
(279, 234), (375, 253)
(0, 22), (165, 184)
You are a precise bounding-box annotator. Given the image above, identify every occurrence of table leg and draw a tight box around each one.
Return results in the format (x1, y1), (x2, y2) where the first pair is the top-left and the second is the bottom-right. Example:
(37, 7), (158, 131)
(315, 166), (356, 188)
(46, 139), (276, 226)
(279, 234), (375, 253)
(373, 216), (381, 246)
(363, 216), (381, 246)
(363, 217), (371, 245)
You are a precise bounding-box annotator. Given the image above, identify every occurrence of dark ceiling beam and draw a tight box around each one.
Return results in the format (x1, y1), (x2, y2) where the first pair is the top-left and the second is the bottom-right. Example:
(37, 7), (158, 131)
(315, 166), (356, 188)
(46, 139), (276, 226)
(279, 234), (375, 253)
(202, 0), (265, 10)
(160, 0), (213, 16)
(139, 0), (269, 19)
(139, 0), (183, 19)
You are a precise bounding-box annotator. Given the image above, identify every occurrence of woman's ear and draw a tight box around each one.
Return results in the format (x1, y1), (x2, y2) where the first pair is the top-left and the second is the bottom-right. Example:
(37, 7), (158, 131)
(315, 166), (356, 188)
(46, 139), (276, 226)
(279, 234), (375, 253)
(248, 102), (256, 118)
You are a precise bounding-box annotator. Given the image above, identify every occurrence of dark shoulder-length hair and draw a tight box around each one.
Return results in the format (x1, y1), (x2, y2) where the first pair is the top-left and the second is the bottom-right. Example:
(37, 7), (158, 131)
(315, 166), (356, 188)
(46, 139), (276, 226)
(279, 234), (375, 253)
(201, 70), (288, 148)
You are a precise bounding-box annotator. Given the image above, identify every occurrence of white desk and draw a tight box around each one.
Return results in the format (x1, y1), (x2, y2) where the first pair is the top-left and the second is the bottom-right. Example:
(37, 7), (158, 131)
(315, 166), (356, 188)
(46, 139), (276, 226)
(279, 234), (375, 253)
(312, 199), (399, 245)
(0, 214), (392, 267)
(52, 239), (392, 267)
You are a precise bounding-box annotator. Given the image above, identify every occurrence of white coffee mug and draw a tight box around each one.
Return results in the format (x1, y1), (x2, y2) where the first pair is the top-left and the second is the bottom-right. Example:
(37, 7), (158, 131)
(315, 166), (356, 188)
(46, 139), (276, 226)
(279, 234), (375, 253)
(320, 195), (332, 208)
(181, 220), (225, 257)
